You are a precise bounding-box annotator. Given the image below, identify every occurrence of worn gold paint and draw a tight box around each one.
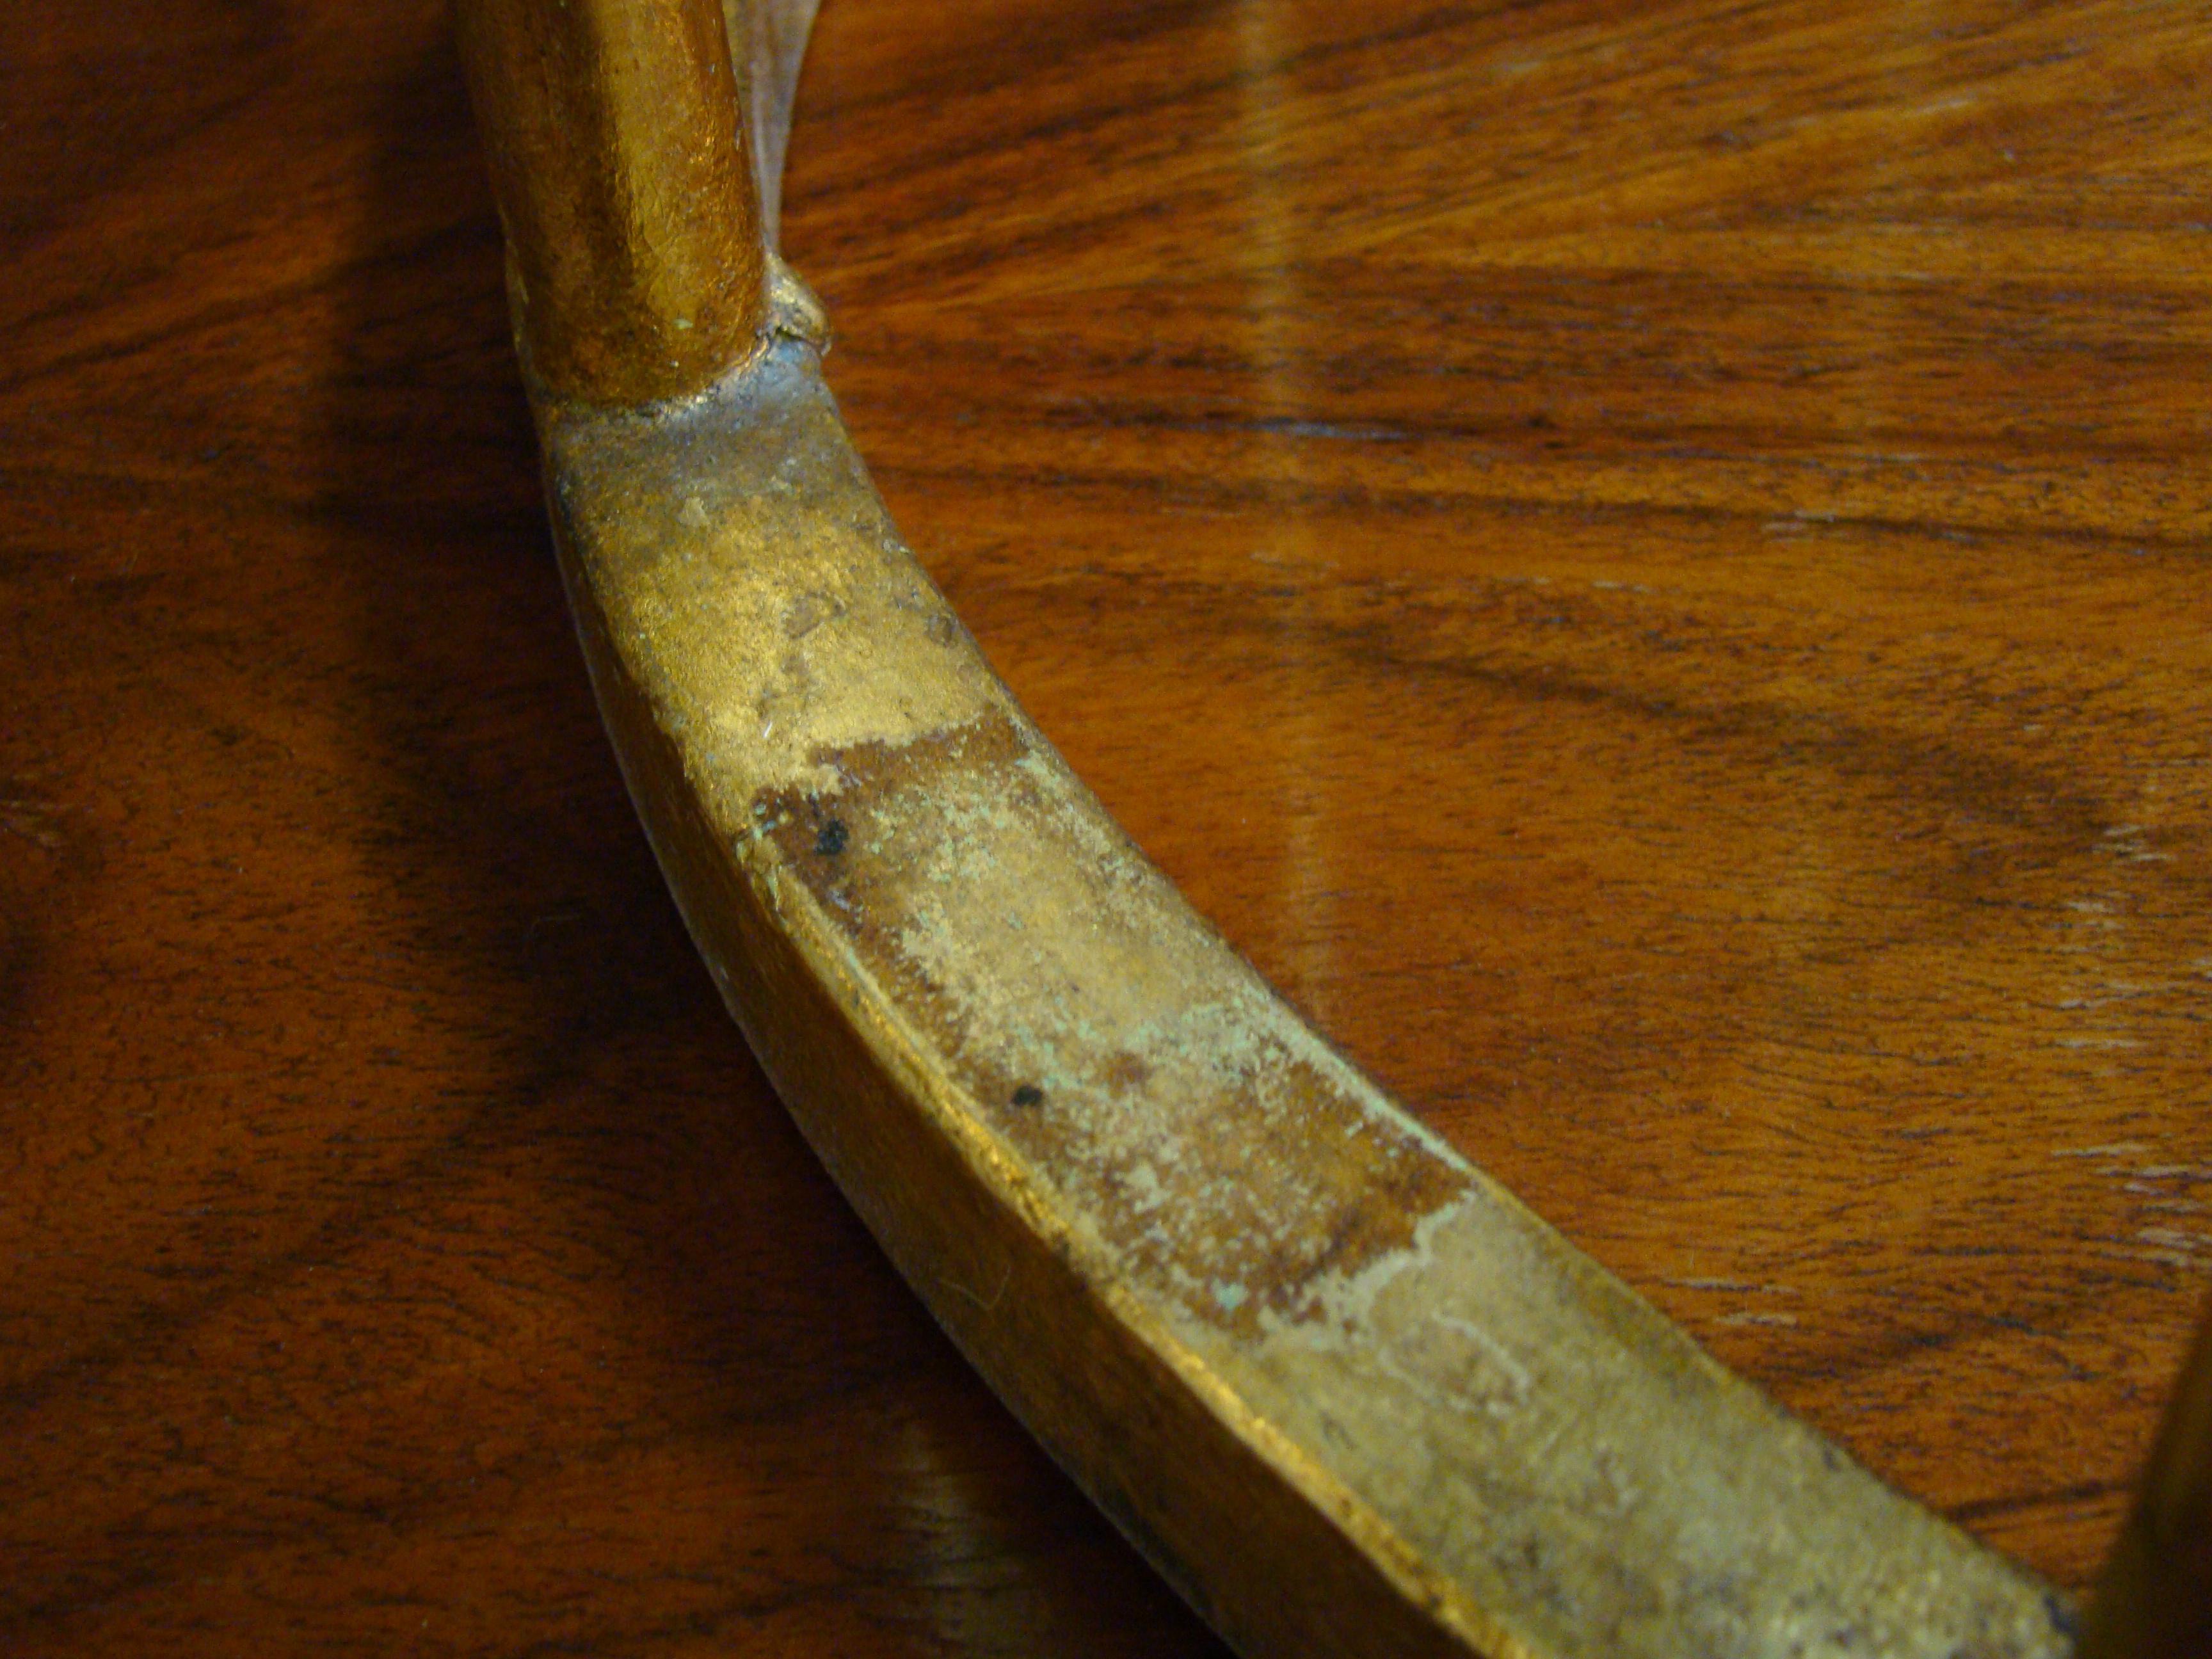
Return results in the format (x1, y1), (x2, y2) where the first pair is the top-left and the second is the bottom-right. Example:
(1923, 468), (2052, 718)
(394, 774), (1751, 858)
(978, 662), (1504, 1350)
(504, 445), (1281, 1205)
(453, 0), (2200, 1652)
(529, 322), (2069, 1657)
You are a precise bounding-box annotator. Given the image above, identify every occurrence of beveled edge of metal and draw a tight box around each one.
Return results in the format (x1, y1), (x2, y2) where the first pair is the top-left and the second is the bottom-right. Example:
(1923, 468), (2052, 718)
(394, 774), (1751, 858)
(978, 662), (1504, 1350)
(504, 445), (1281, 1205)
(524, 305), (2074, 1659)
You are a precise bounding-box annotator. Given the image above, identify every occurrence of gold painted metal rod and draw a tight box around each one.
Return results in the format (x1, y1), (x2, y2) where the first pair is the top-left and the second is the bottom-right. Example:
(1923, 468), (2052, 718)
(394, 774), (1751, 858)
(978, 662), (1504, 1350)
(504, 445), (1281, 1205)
(454, 0), (767, 403)
(453, 1), (2204, 1655)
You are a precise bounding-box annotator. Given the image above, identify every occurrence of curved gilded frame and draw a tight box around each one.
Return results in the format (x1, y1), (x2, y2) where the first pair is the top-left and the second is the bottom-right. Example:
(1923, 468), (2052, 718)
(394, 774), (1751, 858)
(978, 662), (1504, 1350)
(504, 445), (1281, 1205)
(450, 1), (2205, 1653)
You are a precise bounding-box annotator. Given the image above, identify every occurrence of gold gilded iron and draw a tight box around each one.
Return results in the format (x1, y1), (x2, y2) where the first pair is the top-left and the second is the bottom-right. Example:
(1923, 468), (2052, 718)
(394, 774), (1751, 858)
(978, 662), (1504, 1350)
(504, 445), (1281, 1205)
(454, 0), (765, 402)
(454, 1), (2204, 1653)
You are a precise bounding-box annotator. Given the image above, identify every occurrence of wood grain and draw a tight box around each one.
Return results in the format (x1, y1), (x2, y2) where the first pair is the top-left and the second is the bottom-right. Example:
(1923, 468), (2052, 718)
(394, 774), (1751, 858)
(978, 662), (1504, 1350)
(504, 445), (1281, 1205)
(3, 0), (2208, 1653)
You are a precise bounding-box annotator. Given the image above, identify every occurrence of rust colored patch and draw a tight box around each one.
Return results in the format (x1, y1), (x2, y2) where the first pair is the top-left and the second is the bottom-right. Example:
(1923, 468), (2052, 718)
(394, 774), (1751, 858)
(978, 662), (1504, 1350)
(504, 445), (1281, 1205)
(755, 710), (1467, 1332)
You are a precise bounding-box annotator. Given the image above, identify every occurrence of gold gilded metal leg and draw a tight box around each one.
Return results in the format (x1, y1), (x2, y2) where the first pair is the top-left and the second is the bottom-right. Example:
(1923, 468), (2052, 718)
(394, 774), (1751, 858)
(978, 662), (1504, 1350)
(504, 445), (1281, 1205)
(453, 0), (767, 403)
(450, 1), (2197, 1654)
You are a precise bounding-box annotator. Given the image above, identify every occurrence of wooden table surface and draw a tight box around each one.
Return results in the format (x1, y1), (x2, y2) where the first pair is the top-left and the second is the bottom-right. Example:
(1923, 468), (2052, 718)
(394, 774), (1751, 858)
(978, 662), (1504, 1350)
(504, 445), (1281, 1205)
(6, 1), (2209, 1652)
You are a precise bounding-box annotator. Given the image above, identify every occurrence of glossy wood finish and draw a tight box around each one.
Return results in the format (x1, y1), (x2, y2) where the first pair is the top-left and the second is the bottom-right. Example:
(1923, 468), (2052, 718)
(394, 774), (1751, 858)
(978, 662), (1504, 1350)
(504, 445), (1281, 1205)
(3, 1), (2207, 1652)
